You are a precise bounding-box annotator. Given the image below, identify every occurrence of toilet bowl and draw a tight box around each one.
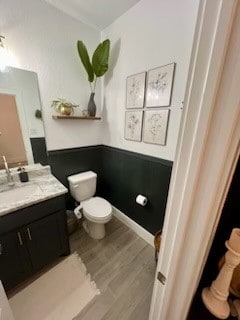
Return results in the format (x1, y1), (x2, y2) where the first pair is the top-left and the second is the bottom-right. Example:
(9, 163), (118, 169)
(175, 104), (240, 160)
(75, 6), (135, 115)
(68, 171), (112, 240)
(81, 197), (112, 239)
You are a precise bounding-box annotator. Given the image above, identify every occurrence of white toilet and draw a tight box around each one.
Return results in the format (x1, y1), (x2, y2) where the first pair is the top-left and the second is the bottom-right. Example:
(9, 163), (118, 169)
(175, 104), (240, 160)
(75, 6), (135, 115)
(67, 171), (112, 240)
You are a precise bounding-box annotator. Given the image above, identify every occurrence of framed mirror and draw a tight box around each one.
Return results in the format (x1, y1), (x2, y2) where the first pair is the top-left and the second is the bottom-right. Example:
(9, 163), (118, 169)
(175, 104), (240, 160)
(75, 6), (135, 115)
(0, 67), (48, 169)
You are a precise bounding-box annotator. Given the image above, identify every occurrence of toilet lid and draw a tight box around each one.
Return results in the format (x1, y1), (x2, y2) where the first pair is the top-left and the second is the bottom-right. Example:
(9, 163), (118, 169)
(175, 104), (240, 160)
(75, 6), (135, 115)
(82, 197), (112, 220)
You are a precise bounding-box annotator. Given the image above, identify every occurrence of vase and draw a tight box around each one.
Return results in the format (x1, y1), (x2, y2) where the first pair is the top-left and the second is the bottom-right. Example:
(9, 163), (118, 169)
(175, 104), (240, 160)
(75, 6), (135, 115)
(88, 92), (96, 117)
(60, 105), (72, 116)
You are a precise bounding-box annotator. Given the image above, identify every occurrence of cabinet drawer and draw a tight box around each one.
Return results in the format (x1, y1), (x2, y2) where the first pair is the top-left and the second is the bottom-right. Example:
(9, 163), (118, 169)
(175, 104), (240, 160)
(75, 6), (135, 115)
(0, 195), (65, 234)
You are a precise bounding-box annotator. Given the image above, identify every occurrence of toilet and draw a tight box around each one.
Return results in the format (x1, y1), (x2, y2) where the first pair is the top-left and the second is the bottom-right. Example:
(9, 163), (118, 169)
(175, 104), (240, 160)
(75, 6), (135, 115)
(67, 171), (112, 240)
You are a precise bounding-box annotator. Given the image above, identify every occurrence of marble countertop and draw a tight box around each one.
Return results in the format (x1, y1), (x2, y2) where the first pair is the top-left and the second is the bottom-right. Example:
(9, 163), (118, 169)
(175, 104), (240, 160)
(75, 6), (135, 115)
(0, 164), (68, 216)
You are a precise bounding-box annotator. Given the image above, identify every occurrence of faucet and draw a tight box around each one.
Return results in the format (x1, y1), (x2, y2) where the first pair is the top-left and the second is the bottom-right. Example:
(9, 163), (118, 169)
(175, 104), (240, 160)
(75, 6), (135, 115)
(2, 156), (14, 186)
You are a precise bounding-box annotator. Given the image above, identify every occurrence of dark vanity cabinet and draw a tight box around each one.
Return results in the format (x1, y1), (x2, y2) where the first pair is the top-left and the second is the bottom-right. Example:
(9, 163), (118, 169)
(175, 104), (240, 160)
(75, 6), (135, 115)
(0, 196), (70, 291)
(0, 229), (32, 290)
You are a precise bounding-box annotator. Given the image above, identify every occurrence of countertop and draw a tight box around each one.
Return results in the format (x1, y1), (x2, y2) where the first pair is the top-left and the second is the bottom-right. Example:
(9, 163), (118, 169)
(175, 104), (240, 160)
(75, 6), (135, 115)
(0, 164), (68, 216)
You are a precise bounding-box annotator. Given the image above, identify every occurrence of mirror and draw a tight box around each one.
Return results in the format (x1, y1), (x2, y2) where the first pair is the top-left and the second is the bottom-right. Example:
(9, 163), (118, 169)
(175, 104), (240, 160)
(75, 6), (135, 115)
(0, 67), (48, 169)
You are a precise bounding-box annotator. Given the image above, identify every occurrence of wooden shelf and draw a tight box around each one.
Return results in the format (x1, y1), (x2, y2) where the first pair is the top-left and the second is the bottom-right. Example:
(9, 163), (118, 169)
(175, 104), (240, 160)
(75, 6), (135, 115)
(52, 115), (101, 120)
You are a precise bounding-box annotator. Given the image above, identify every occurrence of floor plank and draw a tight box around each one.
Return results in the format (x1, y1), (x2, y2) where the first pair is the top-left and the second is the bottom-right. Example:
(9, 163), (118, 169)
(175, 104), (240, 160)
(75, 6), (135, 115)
(127, 284), (154, 320)
(101, 264), (154, 320)
(72, 216), (156, 320)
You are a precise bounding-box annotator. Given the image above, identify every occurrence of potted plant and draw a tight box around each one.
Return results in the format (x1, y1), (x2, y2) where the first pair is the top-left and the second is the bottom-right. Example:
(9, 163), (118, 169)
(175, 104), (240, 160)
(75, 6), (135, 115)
(51, 98), (79, 116)
(77, 39), (110, 117)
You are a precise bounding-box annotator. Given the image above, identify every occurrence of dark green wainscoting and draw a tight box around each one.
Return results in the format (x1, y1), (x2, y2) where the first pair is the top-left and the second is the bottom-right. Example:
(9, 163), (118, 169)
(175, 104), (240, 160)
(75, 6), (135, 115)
(30, 137), (48, 165)
(48, 145), (173, 235)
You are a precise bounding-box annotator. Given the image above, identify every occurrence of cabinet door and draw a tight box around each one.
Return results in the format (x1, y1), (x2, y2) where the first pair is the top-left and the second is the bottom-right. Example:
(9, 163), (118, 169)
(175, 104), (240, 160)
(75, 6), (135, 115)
(26, 211), (67, 272)
(0, 230), (32, 290)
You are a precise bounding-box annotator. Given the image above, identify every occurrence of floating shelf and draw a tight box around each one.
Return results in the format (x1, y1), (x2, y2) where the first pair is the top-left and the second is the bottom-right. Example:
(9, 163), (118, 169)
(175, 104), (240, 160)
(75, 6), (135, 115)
(52, 115), (101, 120)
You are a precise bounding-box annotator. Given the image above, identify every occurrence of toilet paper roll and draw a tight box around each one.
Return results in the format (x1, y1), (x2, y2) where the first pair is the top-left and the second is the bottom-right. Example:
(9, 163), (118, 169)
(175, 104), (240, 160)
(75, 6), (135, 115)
(136, 194), (148, 206)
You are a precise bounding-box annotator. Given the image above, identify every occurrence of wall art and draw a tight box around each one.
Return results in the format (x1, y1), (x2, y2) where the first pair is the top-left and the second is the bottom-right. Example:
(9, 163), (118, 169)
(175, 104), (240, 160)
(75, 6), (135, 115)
(145, 63), (175, 107)
(124, 110), (143, 141)
(126, 72), (146, 109)
(143, 109), (170, 145)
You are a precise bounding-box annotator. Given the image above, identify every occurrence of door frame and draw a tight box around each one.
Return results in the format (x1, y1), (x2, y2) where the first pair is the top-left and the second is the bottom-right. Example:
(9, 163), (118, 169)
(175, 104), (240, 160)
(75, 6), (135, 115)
(0, 87), (34, 165)
(149, 0), (240, 319)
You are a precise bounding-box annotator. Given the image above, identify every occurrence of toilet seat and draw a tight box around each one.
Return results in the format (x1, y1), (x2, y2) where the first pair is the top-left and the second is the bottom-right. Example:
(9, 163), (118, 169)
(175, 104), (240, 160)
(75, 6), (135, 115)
(82, 197), (112, 223)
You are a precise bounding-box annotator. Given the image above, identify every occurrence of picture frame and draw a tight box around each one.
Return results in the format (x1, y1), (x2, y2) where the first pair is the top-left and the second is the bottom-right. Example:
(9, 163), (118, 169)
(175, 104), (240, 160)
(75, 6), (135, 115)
(143, 109), (170, 145)
(124, 110), (143, 142)
(145, 63), (175, 107)
(126, 72), (146, 109)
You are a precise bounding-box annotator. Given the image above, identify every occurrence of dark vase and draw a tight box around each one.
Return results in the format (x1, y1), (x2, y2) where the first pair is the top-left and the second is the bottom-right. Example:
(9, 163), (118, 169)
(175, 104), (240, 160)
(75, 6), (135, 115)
(88, 92), (96, 117)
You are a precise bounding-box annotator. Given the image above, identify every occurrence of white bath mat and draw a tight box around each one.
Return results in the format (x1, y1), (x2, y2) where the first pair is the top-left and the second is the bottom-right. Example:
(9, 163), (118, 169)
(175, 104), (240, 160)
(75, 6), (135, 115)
(9, 253), (100, 320)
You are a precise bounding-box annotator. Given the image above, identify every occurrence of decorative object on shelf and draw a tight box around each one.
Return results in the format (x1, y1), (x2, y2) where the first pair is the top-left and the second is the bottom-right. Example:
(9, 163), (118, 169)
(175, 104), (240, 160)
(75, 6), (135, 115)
(126, 72), (146, 109)
(124, 110), (143, 142)
(145, 63), (175, 107)
(77, 39), (111, 117)
(143, 109), (170, 145)
(51, 98), (79, 116)
(202, 228), (240, 319)
(88, 92), (96, 117)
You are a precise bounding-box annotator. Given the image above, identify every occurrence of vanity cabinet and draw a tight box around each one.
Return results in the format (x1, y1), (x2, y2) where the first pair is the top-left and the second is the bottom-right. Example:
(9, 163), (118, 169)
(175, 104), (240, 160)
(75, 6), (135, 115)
(0, 195), (70, 291)
(0, 230), (32, 290)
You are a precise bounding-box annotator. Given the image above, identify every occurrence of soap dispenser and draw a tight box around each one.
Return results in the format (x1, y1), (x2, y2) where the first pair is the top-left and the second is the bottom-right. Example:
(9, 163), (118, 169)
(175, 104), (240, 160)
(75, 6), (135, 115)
(18, 166), (29, 182)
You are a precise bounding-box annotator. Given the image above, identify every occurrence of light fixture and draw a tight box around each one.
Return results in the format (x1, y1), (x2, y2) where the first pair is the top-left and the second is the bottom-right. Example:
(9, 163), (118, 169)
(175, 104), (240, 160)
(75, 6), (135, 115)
(0, 35), (9, 72)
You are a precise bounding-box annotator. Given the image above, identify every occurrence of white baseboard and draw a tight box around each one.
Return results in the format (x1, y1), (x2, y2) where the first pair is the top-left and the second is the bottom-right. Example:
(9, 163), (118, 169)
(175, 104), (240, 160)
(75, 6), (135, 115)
(112, 206), (154, 247)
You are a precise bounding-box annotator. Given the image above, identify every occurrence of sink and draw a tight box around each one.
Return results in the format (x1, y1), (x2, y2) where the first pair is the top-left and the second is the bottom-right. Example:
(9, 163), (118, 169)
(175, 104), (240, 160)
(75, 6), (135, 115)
(0, 183), (42, 203)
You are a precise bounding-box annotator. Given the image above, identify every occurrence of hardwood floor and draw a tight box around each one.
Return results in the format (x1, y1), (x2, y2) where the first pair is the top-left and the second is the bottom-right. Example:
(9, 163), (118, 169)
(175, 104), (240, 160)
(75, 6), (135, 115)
(72, 216), (156, 320)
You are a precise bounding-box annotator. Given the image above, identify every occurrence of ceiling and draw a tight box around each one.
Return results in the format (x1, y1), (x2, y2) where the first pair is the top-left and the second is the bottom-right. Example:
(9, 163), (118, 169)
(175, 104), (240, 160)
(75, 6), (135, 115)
(44, 0), (141, 30)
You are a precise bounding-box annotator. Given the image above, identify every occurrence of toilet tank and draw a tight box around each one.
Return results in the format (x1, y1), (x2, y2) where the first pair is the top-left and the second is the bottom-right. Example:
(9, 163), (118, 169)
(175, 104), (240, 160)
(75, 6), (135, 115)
(68, 171), (97, 202)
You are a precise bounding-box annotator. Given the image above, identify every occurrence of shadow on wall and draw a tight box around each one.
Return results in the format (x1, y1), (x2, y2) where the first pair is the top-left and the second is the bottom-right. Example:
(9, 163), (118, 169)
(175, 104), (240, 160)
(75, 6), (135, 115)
(104, 38), (121, 87)
(102, 39), (121, 145)
(101, 99), (111, 145)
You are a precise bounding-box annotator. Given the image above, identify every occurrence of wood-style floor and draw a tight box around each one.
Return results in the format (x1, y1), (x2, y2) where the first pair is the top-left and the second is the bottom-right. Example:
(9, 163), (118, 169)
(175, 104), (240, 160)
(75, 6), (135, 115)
(71, 216), (156, 320)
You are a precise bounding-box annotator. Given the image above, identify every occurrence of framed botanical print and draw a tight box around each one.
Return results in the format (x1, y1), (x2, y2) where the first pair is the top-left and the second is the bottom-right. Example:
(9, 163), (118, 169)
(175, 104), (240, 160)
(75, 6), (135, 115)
(145, 63), (175, 107)
(126, 72), (146, 109)
(143, 109), (170, 145)
(124, 110), (143, 142)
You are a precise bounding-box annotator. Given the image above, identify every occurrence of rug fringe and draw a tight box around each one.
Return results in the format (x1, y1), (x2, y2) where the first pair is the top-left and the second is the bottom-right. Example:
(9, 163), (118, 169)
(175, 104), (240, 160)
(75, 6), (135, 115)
(73, 252), (100, 295)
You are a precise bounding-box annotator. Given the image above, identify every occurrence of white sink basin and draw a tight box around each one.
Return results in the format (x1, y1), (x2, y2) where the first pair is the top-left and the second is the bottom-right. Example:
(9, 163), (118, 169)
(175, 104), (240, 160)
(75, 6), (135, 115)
(0, 183), (42, 203)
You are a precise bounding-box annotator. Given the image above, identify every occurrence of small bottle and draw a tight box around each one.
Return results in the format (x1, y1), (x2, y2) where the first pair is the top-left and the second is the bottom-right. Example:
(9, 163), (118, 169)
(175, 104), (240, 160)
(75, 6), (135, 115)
(18, 167), (29, 182)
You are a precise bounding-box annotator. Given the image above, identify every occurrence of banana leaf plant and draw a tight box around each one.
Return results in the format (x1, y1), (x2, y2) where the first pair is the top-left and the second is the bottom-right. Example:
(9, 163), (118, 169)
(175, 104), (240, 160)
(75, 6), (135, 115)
(77, 39), (110, 93)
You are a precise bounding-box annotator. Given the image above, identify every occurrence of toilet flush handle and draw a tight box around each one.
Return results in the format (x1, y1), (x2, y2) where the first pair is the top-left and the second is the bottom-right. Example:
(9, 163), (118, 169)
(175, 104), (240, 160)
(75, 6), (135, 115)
(73, 184), (79, 188)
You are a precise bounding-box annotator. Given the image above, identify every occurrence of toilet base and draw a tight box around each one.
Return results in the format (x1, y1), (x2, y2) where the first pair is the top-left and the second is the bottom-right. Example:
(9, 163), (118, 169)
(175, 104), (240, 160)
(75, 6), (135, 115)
(83, 220), (106, 240)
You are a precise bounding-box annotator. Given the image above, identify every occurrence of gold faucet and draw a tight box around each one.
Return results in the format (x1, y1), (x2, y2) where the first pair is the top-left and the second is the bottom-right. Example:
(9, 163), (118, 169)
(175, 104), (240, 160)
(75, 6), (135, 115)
(2, 156), (14, 186)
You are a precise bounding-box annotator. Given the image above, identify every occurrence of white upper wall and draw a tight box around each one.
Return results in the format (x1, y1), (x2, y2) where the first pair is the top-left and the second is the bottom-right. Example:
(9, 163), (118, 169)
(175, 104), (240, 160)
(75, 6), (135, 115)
(44, 0), (141, 30)
(1, 0), (199, 158)
(0, 0), (101, 151)
(102, 0), (199, 161)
